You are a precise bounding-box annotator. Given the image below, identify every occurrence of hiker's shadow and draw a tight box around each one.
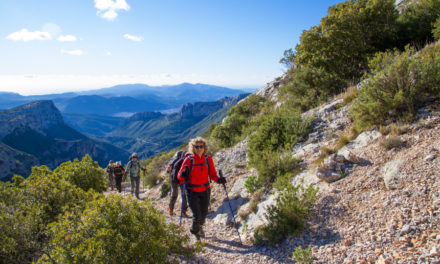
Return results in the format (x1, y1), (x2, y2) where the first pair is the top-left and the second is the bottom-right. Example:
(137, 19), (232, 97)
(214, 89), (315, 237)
(206, 197), (250, 220)
(204, 237), (253, 254)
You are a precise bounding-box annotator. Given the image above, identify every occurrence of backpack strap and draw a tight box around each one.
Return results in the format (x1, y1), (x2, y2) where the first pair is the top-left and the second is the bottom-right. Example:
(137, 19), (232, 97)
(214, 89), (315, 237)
(205, 154), (211, 183)
(186, 153), (211, 189)
(187, 153), (195, 172)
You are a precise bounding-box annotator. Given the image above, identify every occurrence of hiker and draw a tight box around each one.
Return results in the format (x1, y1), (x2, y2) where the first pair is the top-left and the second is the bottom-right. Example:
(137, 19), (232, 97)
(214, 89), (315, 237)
(178, 137), (226, 240)
(167, 150), (189, 216)
(125, 153), (145, 199)
(114, 161), (125, 193)
(106, 160), (115, 191)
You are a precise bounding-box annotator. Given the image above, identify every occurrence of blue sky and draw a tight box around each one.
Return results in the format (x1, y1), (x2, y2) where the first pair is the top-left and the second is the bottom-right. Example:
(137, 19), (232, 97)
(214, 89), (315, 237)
(1, 0), (342, 95)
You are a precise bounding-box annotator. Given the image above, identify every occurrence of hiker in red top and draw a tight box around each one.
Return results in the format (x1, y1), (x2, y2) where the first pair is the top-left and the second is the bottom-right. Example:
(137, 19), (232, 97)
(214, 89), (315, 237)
(178, 136), (226, 240)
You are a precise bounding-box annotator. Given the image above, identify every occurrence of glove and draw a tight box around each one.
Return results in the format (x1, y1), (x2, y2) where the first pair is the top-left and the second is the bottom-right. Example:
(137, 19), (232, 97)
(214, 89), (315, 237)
(218, 177), (226, 184)
(181, 168), (190, 181)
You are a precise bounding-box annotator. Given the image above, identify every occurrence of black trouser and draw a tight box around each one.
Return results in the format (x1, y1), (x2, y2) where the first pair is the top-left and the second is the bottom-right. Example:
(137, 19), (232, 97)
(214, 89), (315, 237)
(115, 175), (123, 193)
(187, 188), (209, 235)
(169, 179), (188, 211)
(130, 176), (140, 198)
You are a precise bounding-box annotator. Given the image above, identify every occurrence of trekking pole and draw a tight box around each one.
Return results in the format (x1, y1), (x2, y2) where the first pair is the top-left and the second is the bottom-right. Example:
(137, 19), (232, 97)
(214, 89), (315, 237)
(180, 165), (189, 227)
(219, 170), (242, 245)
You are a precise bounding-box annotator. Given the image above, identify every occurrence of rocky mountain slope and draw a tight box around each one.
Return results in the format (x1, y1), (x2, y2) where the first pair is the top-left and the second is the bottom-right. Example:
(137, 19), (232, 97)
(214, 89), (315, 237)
(140, 78), (440, 263)
(105, 94), (249, 158)
(0, 100), (129, 181)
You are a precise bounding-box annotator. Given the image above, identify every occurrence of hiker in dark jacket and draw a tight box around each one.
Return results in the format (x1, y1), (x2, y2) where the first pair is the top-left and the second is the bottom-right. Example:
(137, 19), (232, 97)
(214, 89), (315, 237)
(106, 160), (115, 191)
(114, 161), (125, 193)
(167, 150), (189, 216)
(126, 153), (145, 199)
(178, 137), (226, 240)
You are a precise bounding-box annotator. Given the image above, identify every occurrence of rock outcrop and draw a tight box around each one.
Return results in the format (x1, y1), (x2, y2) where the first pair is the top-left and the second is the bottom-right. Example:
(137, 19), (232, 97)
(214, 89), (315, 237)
(0, 100), (129, 181)
(0, 100), (64, 139)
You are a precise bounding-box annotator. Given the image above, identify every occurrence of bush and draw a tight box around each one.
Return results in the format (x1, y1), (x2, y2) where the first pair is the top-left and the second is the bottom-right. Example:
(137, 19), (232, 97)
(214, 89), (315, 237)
(292, 246), (313, 264)
(280, 65), (345, 112)
(254, 183), (318, 246)
(396, 0), (440, 47)
(250, 150), (302, 187)
(42, 195), (197, 264)
(350, 42), (440, 131)
(160, 178), (171, 198)
(211, 94), (266, 148)
(0, 181), (44, 264)
(0, 168), (91, 264)
(248, 108), (311, 162)
(244, 175), (262, 194)
(287, 0), (398, 103)
(238, 189), (264, 221)
(434, 17), (440, 40)
(143, 151), (174, 188)
(54, 155), (107, 193)
(380, 136), (406, 150)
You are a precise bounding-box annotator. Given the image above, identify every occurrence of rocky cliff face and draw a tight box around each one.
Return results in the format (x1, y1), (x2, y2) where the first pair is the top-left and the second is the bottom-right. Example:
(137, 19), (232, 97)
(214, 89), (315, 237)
(0, 100), (64, 140)
(0, 100), (129, 181)
(180, 94), (249, 118)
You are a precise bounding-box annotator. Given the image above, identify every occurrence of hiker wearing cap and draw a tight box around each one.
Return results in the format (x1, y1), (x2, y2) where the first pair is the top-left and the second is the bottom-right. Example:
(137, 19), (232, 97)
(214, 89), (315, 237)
(177, 137), (226, 240)
(114, 162), (125, 193)
(106, 160), (115, 191)
(126, 153), (145, 199)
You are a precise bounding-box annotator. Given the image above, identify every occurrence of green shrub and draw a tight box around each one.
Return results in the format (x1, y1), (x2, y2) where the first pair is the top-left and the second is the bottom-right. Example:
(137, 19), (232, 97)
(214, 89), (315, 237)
(292, 246), (313, 264)
(0, 181), (44, 264)
(143, 151), (174, 188)
(160, 178), (171, 198)
(280, 65), (345, 112)
(244, 175), (262, 194)
(434, 17), (440, 40)
(396, 0), (440, 47)
(0, 168), (91, 264)
(351, 42), (440, 131)
(239, 189), (264, 221)
(250, 150), (302, 187)
(285, 0), (398, 105)
(42, 195), (197, 264)
(211, 94), (266, 148)
(248, 108), (311, 165)
(254, 183), (318, 246)
(54, 155), (107, 193)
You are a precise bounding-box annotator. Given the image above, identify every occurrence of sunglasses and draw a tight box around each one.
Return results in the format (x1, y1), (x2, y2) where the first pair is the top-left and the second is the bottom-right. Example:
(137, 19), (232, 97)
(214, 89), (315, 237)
(194, 145), (204, 149)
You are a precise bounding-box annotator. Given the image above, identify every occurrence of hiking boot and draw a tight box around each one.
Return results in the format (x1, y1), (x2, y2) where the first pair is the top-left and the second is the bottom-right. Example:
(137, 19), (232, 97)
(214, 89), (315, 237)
(191, 230), (201, 241)
(198, 226), (205, 238)
(182, 210), (189, 218)
(169, 209), (174, 216)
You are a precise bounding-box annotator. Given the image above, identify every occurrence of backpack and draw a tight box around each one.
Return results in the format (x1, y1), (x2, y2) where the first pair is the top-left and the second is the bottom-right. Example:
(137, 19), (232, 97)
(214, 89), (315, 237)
(171, 151), (187, 182)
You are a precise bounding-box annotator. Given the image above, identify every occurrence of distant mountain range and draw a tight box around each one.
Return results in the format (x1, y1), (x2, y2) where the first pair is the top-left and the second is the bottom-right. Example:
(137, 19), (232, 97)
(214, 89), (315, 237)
(0, 83), (249, 116)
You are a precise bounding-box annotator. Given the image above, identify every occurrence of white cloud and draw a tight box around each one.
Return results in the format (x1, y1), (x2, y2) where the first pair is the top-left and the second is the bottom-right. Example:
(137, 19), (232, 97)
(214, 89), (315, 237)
(60, 49), (83, 56)
(57, 35), (77, 42)
(6, 28), (52, 42)
(94, 0), (130, 20)
(106, 51), (112, 56)
(124, 34), (143, 42)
